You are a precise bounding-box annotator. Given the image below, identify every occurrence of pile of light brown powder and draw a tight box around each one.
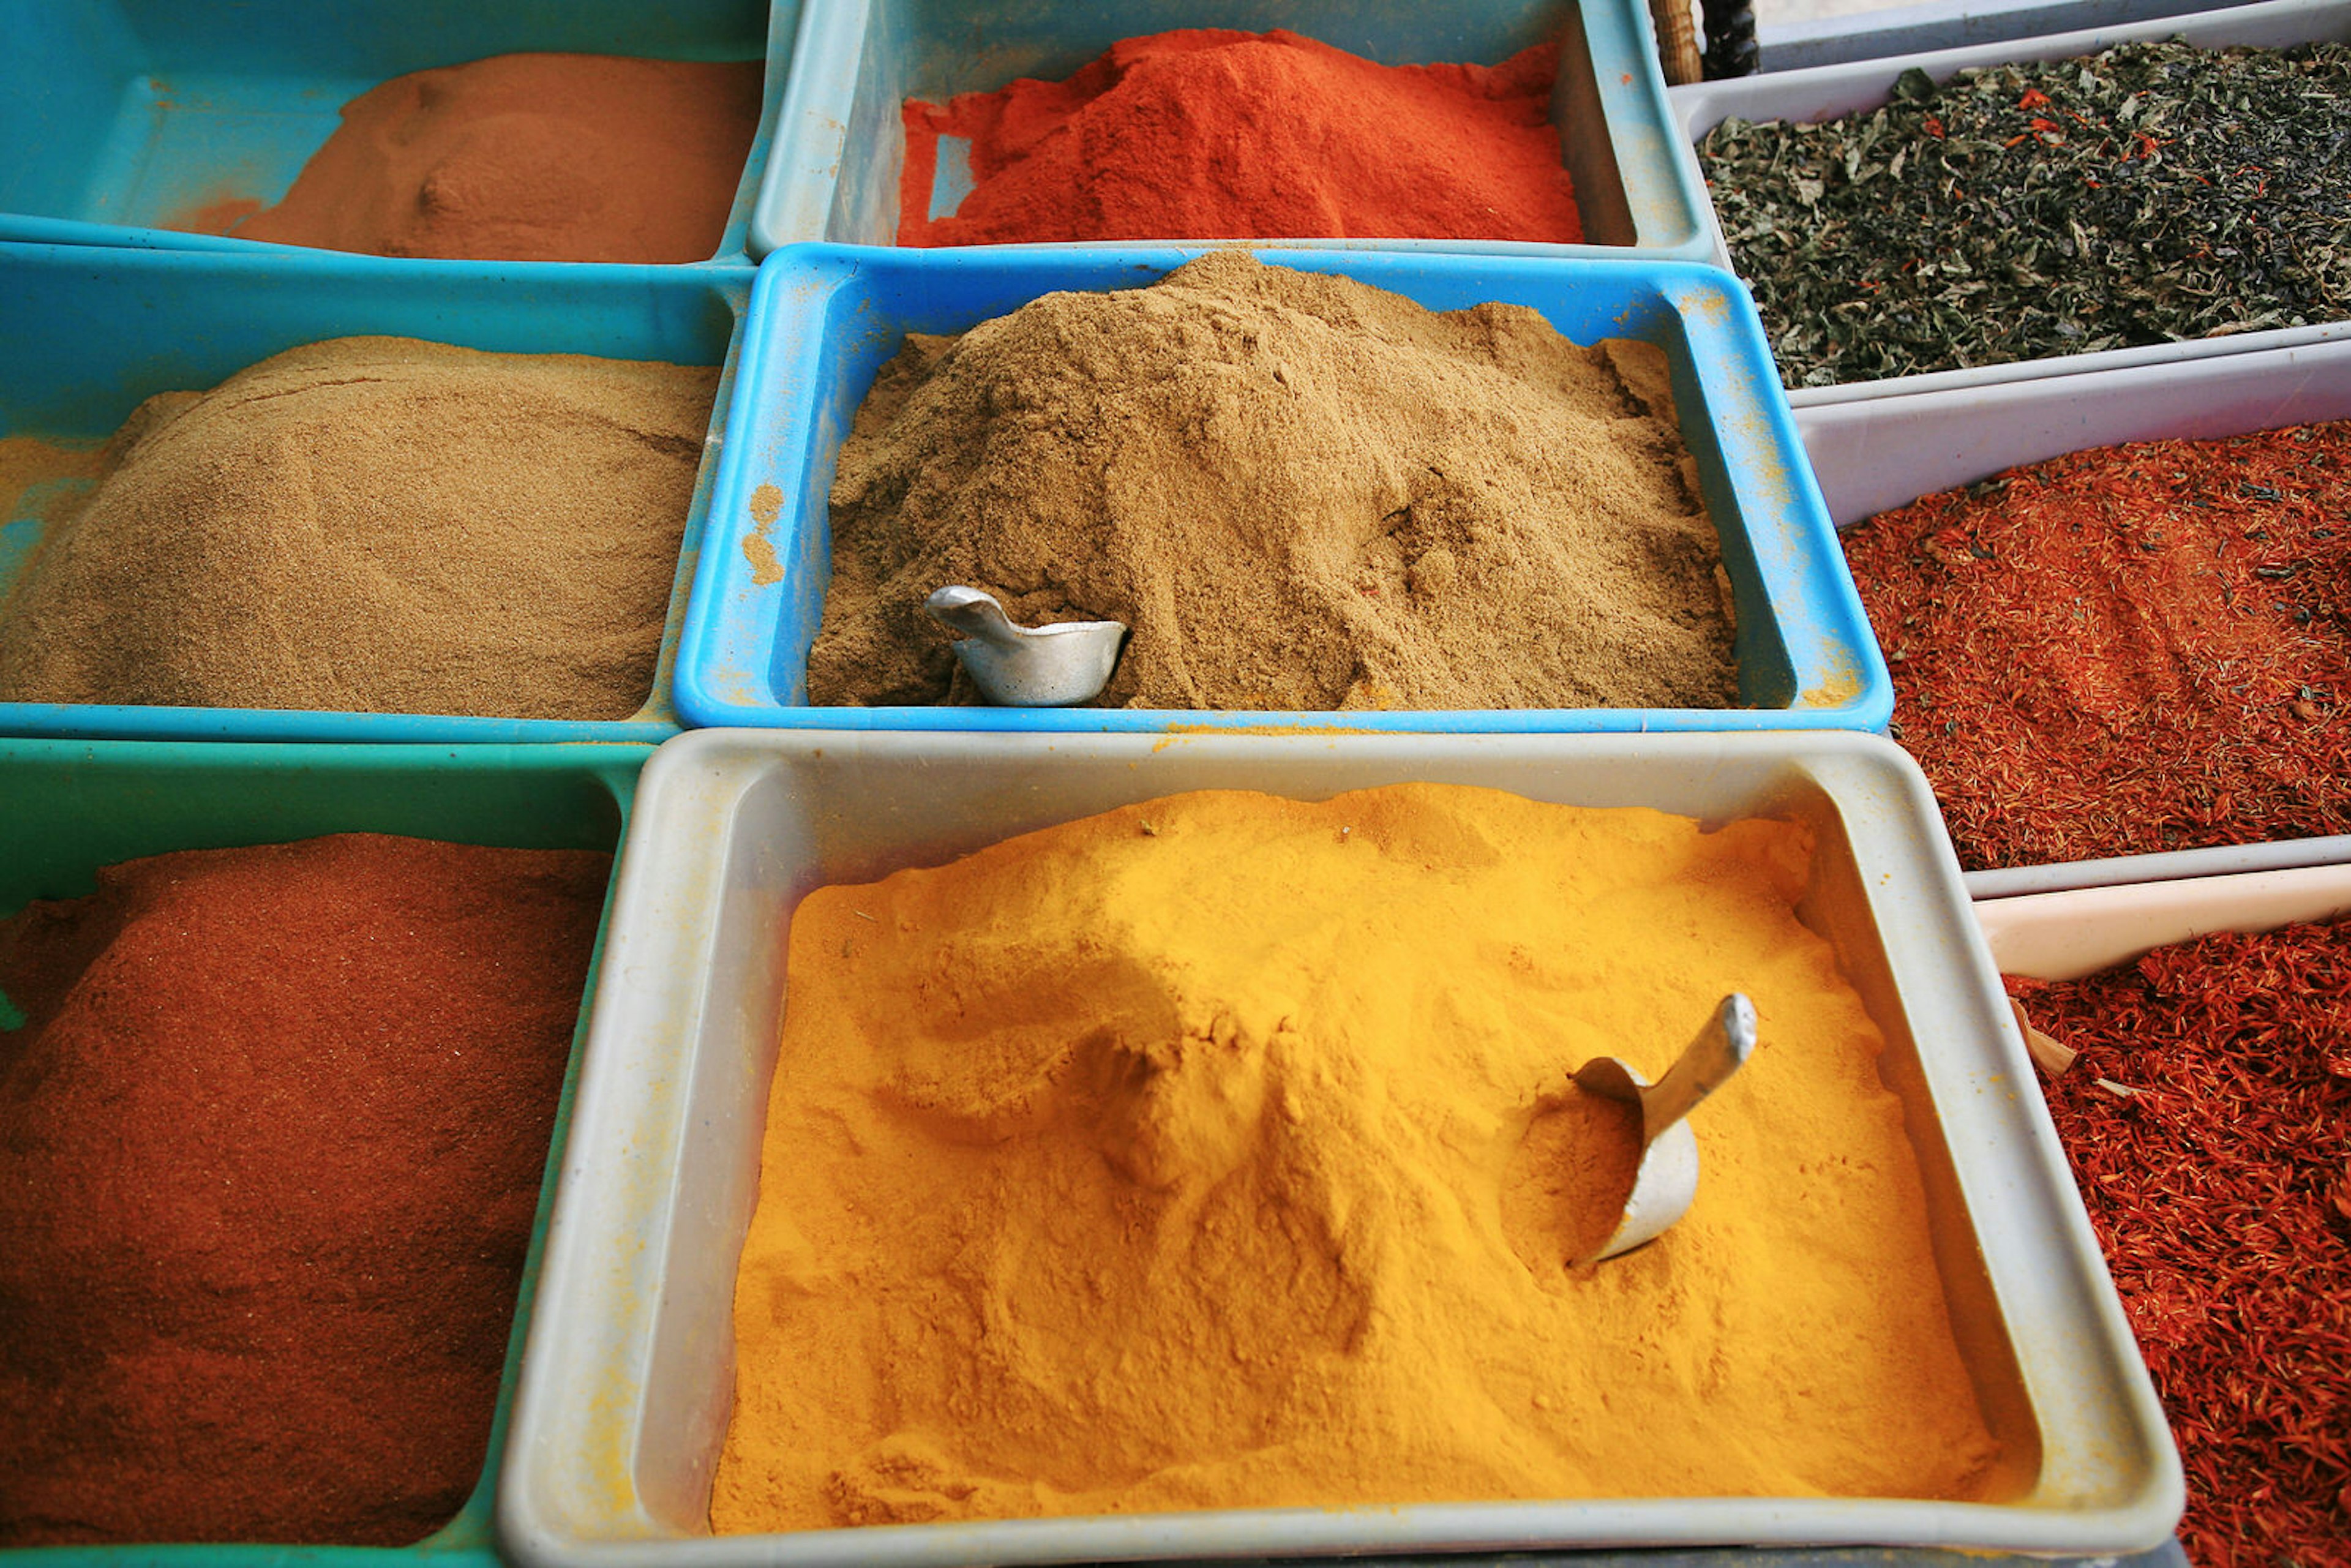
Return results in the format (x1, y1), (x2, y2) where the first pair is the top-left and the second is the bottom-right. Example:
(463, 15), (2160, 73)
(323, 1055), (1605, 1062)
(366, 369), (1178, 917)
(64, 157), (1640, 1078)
(0, 337), (716, 719)
(810, 253), (1739, 710)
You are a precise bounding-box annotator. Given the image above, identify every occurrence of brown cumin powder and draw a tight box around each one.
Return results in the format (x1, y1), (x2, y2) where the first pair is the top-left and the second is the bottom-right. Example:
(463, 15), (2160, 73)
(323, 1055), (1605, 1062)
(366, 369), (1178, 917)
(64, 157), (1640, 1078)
(809, 253), (1739, 711)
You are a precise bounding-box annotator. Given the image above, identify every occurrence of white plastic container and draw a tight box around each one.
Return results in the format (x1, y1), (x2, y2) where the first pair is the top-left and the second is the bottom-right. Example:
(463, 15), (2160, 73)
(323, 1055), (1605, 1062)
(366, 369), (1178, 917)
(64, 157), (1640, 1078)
(499, 727), (2181, 1567)
(1670, 0), (2351, 408)
(1796, 338), (2351, 901)
(1797, 337), (2351, 531)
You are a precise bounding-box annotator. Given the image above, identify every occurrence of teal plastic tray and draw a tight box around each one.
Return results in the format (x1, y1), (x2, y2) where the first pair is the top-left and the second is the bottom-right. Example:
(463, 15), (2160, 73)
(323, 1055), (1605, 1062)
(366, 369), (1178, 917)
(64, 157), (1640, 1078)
(0, 737), (651, 1568)
(0, 241), (750, 744)
(754, 0), (1712, 259)
(0, 0), (793, 267)
(675, 245), (1892, 733)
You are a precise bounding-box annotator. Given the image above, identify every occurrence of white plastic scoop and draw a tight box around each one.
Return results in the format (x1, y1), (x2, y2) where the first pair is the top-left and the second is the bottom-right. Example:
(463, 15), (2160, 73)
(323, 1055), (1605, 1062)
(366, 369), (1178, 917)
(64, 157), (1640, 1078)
(1570, 993), (1757, 1262)
(924, 586), (1127, 707)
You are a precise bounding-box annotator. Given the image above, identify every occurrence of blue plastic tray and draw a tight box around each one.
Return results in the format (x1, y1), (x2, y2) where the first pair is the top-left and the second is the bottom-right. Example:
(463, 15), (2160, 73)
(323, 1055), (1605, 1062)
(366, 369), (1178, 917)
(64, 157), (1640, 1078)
(0, 737), (650, 1568)
(0, 241), (751, 745)
(0, 0), (793, 268)
(675, 245), (1891, 733)
(752, 0), (1712, 260)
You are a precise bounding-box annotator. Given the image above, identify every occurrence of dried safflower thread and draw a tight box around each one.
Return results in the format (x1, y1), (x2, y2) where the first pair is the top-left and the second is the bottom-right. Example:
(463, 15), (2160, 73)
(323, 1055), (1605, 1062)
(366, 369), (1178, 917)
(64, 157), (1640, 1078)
(1842, 421), (2351, 870)
(2013, 918), (2351, 1567)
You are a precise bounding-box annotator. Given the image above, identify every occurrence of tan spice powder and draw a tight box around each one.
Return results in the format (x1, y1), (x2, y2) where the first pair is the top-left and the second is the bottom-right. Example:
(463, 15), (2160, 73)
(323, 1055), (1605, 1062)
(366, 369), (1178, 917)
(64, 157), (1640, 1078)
(0, 337), (717, 720)
(809, 253), (1740, 711)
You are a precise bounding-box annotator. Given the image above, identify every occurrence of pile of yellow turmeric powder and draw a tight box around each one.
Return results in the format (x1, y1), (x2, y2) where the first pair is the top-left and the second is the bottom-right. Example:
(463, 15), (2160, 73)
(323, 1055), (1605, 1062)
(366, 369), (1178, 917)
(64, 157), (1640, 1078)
(713, 784), (2004, 1531)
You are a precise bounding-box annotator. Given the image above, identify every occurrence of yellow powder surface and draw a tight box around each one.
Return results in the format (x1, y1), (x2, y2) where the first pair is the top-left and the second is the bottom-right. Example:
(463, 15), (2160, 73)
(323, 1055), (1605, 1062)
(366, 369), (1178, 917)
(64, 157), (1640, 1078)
(713, 784), (2003, 1532)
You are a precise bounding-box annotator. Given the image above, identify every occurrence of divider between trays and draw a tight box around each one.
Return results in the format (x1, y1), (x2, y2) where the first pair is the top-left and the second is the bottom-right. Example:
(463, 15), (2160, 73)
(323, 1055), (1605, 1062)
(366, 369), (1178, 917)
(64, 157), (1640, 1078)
(1978, 860), (2351, 979)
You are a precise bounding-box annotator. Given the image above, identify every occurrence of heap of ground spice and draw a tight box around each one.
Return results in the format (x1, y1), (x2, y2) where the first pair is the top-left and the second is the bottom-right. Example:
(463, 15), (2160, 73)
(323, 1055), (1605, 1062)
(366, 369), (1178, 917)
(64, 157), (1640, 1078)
(811, 253), (1737, 711)
(2010, 920), (2351, 1567)
(1841, 421), (2351, 870)
(186, 54), (763, 263)
(712, 786), (2001, 1529)
(898, 30), (1581, 246)
(0, 336), (715, 720)
(0, 834), (610, 1547)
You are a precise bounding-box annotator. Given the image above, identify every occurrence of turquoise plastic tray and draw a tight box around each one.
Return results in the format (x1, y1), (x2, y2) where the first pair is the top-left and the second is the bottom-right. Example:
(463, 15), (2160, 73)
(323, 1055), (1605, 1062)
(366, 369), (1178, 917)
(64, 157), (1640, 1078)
(754, 0), (1711, 259)
(0, 0), (793, 268)
(0, 241), (751, 744)
(0, 738), (651, 1568)
(674, 245), (1891, 733)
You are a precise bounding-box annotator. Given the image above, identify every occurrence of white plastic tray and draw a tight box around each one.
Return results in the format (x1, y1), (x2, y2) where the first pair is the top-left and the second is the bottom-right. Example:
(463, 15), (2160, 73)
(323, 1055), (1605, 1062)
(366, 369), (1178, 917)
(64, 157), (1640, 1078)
(1794, 337), (2351, 901)
(499, 728), (2180, 1567)
(1670, 0), (2351, 408)
(1797, 337), (2351, 530)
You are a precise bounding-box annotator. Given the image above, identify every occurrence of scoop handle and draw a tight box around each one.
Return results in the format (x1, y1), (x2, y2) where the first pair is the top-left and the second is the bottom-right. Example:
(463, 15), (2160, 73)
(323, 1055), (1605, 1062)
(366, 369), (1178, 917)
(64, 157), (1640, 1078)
(924, 585), (1021, 647)
(1639, 994), (1756, 1145)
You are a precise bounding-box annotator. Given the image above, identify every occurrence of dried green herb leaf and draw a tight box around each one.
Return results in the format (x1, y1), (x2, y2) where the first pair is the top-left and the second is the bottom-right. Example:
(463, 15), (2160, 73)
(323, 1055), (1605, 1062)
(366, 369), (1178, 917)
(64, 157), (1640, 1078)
(1697, 40), (2351, 387)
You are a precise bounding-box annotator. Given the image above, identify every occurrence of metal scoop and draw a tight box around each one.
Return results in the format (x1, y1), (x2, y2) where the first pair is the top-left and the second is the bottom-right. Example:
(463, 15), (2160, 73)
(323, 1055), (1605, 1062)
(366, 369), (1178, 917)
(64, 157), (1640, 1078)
(1570, 993), (1757, 1262)
(924, 586), (1127, 707)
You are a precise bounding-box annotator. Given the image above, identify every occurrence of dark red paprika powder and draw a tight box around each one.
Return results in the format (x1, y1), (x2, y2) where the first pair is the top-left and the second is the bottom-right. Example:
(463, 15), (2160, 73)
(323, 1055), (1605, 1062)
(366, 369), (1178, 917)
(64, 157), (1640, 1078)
(0, 833), (610, 1547)
(2013, 920), (2351, 1568)
(1842, 421), (2351, 870)
(899, 29), (1583, 247)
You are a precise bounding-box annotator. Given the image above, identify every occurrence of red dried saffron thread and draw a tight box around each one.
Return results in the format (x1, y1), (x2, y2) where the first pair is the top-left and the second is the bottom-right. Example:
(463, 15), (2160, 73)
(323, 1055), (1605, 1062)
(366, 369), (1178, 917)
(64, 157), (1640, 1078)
(2011, 920), (2351, 1567)
(1842, 421), (2351, 870)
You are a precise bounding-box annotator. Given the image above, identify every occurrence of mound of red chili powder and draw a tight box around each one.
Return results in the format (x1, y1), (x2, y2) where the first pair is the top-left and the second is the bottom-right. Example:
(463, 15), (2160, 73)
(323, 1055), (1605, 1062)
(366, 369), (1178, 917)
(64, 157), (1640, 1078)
(0, 835), (610, 1547)
(899, 29), (1583, 246)
(2014, 920), (2351, 1567)
(1843, 421), (2351, 870)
